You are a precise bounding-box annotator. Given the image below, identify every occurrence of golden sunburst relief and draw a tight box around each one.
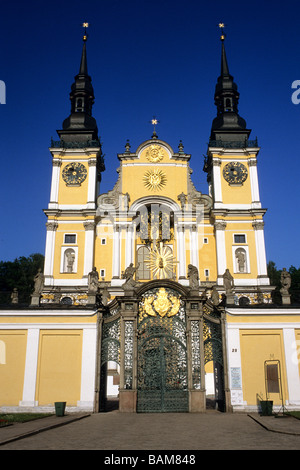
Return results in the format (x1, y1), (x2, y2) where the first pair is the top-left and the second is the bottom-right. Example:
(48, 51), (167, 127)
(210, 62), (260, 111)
(143, 168), (167, 191)
(145, 144), (165, 163)
(145, 243), (176, 279)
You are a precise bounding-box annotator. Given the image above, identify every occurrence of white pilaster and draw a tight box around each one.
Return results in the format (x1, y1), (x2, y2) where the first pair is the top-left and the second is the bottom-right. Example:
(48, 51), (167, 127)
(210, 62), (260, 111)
(49, 160), (61, 207)
(249, 159), (261, 208)
(112, 225), (121, 279)
(226, 326), (244, 407)
(125, 225), (134, 268)
(212, 158), (222, 204)
(189, 225), (199, 271)
(87, 159), (97, 208)
(83, 221), (95, 276)
(177, 225), (186, 279)
(78, 327), (97, 409)
(253, 221), (269, 284)
(215, 221), (227, 285)
(44, 221), (58, 286)
(20, 328), (40, 407)
(283, 329), (300, 405)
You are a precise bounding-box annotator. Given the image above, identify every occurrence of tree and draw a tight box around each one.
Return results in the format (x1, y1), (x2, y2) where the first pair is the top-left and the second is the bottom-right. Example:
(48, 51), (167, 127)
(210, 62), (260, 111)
(289, 266), (300, 304)
(267, 261), (300, 304)
(0, 253), (44, 305)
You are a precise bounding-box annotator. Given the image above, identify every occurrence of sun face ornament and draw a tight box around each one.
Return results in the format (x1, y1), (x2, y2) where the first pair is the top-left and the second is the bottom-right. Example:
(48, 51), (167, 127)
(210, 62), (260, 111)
(145, 144), (165, 163)
(145, 243), (175, 279)
(143, 168), (167, 191)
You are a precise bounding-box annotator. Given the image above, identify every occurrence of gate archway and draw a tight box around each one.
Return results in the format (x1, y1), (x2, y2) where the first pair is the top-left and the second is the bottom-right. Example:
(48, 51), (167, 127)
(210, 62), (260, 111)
(96, 281), (229, 413)
(137, 286), (189, 412)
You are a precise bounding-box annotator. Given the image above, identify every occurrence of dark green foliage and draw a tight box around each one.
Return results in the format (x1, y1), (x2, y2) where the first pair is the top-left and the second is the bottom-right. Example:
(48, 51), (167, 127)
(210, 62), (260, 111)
(0, 253), (44, 305)
(267, 261), (300, 305)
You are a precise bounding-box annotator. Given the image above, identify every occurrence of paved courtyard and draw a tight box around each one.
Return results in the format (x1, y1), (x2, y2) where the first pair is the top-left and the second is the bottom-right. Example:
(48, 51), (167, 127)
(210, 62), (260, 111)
(1, 409), (300, 451)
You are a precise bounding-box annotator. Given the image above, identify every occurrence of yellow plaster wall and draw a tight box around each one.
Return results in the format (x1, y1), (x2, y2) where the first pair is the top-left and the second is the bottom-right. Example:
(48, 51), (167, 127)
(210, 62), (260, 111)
(225, 224), (258, 278)
(95, 223), (114, 281)
(227, 314), (300, 325)
(58, 162), (89, 205)
(53, 223), (86, 279)
(0, 330), (27, 405)
(139, 145), (170, 163)
(36, 330), (82, 406)
(121, 164), (188, 203)
(205, 361), (214, 373)
(240, 330), (287, 405)
(198, 226), (217, 281)
(219, 156), (253, 205)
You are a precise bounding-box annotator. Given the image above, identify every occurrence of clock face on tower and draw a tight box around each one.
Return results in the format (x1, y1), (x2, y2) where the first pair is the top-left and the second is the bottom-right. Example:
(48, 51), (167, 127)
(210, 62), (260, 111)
(62, 162), (87, 185)
(223, 161), (248, 185)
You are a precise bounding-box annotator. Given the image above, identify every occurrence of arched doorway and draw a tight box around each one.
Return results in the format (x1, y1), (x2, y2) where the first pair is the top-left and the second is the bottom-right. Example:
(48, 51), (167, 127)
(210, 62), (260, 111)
(137, 286), (188, 412)
(99, 313), (121, 412)
(203, 311), (226, 411)
(96, 281), (229, 413)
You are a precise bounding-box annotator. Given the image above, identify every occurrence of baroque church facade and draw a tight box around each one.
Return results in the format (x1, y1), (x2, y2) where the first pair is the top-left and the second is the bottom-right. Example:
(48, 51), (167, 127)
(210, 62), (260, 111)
(1, 31), (300, 414)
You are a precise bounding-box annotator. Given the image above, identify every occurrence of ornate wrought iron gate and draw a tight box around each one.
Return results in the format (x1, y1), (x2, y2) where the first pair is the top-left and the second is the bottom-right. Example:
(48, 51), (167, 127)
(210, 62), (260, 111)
(137, 287), (188, 412)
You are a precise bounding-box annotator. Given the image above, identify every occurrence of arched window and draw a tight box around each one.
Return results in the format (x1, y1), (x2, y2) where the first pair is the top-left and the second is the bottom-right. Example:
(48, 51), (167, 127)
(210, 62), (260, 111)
(63, 248), (76, 273)
(225, 98), (232, 112)
(136, 246), (151, 280)
(60, 296), (73, 305)
(76, 98), (83, 112)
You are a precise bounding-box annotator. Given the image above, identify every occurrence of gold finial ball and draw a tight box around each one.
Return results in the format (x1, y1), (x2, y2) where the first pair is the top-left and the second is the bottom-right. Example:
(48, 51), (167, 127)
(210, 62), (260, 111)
(82, 22), (89, 41)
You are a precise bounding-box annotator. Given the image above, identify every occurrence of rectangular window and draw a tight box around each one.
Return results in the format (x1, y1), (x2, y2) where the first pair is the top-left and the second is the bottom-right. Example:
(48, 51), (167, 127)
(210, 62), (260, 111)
(203, 238), (208, 244)
(100, 269), (105, 278)
(64, 234), (76, 244)
(234, 234), (246, 244)
(204, 269), (209, 278)
(101, 238), (106, 245)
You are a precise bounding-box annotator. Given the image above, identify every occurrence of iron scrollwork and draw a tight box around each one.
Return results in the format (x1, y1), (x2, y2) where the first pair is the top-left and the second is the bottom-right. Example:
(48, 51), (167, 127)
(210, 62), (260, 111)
(137, 287), (189, 412)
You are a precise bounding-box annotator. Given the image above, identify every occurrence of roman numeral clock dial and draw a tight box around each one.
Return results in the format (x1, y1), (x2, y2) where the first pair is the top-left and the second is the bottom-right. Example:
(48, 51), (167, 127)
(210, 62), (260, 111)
(223, 161), (248, 185)
(62, 162), (87, 185)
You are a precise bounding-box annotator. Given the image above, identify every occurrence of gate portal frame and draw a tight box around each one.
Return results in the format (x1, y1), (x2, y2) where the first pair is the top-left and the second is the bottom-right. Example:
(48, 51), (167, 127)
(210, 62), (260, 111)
(95, 279), (231, 413)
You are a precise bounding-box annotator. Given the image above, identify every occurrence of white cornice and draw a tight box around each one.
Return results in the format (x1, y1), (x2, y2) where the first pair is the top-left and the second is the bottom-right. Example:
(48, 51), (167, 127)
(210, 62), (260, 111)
(226, 308), (300, 316)
(208, 148), (260, 157)
(0, 310), (97, 318)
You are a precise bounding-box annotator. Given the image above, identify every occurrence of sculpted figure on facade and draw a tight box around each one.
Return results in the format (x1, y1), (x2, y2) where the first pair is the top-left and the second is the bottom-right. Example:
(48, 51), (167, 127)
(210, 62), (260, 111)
(66, 250), (75, 273)
(177, 192), (187, 210)
(235, 249), (246, 273)
(211, 286), (220, 306)
(122, 263), (140, 290)
(223, 269), (234, 294)
(187, 264), (199, 289)
(33, 268), (44, 295)
(280, 268), (291, 295)
(88, 267), (99, 293)
(11, 288), (18, 304)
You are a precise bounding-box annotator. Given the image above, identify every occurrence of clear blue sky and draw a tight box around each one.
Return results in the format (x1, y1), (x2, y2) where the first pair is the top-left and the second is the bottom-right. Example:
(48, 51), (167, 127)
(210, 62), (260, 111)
(0, 0), (299, 270)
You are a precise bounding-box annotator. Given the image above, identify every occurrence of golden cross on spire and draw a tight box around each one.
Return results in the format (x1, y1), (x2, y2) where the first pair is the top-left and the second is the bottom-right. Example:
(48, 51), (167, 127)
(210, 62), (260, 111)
(218, 22), (226, 41)
(151, 116), (159, 132)
(82, 22), (89, 41)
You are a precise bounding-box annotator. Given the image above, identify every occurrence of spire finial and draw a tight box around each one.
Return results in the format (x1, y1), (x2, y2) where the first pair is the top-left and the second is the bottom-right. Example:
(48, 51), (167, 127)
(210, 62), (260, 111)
(82, 22), (89, 42)
(218, 22), (226, 41)
(79, 23), (89, 75)
(150, 116), (159, 139)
